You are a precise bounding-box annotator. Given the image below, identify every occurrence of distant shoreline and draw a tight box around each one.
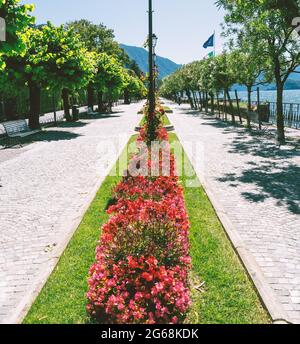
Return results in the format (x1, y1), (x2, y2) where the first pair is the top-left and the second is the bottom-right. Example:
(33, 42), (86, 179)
(232, 87), (300, 92)
(229, 89), (300, 104)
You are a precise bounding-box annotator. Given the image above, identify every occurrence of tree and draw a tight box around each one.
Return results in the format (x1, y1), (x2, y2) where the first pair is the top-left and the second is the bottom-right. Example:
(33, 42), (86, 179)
(229, 49), (271, 128)
(217, 0), (300, 143)
(123, 70), (147, 104)
(198, 58), (218, 113)
(176, 65), (196, 109)
(127, 59), (143, 79)
(10, 23), (95, 128)
(94, 53), (126, 113)
(0, 0), (34, 119)
(0, 0), (34, 60)
(160, 72), (183, 103)
(65, 19), (127, 59)
(66, 19), (129, 110)
(185, 61), (202, 110)
(212, 53), (237, 122)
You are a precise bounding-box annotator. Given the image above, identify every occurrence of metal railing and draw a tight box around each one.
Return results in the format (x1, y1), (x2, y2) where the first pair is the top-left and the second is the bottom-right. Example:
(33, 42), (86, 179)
(178, 90), (300, 129)
(0, 98), (136, 140)
(251, 101), (300, 129)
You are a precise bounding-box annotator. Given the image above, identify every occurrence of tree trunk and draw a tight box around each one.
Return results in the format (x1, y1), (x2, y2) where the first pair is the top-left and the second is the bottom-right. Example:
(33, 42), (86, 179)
(246, 85), (252, 129)
(211, 93), (215, 116)
(186, 90), (194, 109)
(198, 89), (203, 111)
(173, 93), (178, 104)
(87, 84), (94, 111)
(216, 93), (221, 118)
(273, 56), (286, 144)
(276, 82), (285, 144)
(28, 81), (41, 129)
(192, 91), (198, 110)
(194, 91), (200, 109)
(124, 88), (130, 105)
(235, 90), (242, 124)
(226, 90), (235, 123)
(108, 99), (113, 113)
(205, 91), (208, 113)
(223, 90), (227, 120)
(97, 91), (104, 113)
(202, 91), (206, 109)
(3, 98), (17, 121)
(62, 88), (72, 122)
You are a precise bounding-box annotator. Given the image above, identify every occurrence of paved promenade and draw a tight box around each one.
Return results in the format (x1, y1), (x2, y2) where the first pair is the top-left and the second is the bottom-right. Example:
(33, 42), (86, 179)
(0, 102), (141, 323)
(167, 101), (300, 324)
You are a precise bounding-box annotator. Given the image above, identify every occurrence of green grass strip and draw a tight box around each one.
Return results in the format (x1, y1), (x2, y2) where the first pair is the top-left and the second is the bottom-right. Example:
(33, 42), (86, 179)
(169, 133), (270, 324)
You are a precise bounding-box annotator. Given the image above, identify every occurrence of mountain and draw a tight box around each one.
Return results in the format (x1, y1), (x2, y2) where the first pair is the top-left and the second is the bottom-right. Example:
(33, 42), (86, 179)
(120, 44), (181, 79)
(234, 66), (300, 91)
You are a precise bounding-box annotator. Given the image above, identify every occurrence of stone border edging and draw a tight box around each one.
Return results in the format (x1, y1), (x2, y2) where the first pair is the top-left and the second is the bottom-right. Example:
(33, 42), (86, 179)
(6, 128), (137, 325)
(168, 106), (291, 325)
(134, 125), (175, 133)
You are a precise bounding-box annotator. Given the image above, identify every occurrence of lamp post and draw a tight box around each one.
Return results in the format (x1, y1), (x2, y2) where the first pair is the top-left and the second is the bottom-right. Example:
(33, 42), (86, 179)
(148, 0), (156, 141)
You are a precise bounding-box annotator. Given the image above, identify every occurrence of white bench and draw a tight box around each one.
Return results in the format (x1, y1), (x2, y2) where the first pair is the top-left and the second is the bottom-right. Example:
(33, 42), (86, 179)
(2, 120), (41, 147)
(3, 120), (40, 138)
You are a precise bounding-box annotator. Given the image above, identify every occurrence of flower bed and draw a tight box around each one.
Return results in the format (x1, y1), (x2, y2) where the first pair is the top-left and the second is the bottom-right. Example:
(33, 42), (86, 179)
(87, 106), (191, 324)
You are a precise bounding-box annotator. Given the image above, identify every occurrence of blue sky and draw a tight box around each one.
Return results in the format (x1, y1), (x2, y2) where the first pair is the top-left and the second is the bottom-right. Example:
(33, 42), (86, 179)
(21, 0), (225, 64)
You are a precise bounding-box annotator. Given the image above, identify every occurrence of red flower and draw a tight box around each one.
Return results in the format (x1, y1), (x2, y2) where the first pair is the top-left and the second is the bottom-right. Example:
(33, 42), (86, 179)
(127, 256), (140, 269)
(141, 272), (153, 282)
(86, 110), (191, 324)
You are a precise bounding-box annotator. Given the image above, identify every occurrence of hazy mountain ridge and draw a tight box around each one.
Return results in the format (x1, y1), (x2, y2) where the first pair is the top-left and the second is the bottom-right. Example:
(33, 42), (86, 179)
(120, 44), (300, 90)
(120, 44), (181, 79)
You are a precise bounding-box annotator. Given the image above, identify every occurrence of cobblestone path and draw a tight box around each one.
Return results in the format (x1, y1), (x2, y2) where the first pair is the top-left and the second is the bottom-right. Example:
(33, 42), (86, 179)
(168, 102), (300, 324)
(0, 102), (141, 323)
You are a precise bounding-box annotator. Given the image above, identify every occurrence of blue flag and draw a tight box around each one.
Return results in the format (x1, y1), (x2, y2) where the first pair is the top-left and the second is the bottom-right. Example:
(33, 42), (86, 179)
(203, 34), (215, 49)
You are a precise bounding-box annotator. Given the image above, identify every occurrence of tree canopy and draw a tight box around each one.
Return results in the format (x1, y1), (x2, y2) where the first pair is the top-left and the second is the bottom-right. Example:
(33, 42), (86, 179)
(65, 19), (129, 64)
(0, 0), (34, 69)
(23, 23), (95, 91)
(94, 52), (126, 101)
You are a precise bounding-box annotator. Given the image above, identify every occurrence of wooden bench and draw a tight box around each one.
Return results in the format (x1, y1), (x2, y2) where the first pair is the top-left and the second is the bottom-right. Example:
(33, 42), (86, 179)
(3, 120), (40, 146)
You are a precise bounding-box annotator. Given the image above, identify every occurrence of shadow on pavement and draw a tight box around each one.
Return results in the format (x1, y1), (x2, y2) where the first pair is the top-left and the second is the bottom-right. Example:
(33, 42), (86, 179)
(218, 162), (300, 215)
(171, 104), (300, 214)
(80, 112), (123, 121)
(207, 118), (300, 215)
(30, 130), (82, 143)
(0, 130), (82, 150)
(50, 121), (88, 129)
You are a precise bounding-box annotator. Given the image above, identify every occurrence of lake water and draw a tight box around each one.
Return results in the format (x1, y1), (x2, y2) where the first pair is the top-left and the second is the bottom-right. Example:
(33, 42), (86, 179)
(229, 89), (300, 104)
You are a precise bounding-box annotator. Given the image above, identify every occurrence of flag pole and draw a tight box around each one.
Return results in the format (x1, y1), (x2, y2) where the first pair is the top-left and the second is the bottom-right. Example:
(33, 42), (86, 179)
(214, 30), (216, 57)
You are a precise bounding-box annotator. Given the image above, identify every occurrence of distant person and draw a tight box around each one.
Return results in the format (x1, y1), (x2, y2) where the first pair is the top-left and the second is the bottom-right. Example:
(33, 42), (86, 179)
(178, 97), (182, 106)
